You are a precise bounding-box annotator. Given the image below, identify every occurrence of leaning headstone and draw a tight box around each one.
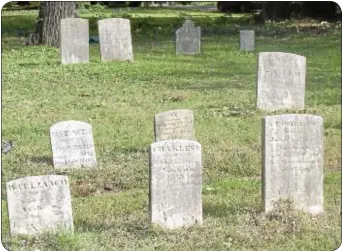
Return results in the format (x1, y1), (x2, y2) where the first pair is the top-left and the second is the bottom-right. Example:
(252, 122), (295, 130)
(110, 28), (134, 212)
(262, 114), (324, 215)
(60, 18), (89, 64)
(149, 140), (202, 229)
(6, 175), (74, 236)
(98, 18), (133, 62)
(240, 30), (255, 51)
(257, 52), (306, 112)
(50, 120), (96, 168)
(176, 20), (201, 55)
(154, 109), (195, 142)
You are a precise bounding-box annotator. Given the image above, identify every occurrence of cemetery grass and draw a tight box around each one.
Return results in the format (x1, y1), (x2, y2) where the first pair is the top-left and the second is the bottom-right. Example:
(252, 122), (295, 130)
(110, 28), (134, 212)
(1, 8), (341, 251)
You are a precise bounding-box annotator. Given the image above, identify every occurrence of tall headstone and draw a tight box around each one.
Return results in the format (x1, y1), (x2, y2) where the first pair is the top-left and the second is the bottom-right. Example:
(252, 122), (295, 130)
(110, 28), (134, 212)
(149, 140), (202, 229)
(98, 18), (133, 62)
(176, 20), (201, 55)
(240, 30), (255, 51)
(6, 175), (74, 236)
(50, 120), (96, 168)
(257, 52), (306, 112)
(60, 18), (89, 64)
(154, 109), (195, 142)
(262, 114), (324, 215)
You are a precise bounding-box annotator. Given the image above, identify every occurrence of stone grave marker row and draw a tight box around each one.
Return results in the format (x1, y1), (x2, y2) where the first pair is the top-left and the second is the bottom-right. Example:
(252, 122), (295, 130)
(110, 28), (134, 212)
(60, 18), (133, 64)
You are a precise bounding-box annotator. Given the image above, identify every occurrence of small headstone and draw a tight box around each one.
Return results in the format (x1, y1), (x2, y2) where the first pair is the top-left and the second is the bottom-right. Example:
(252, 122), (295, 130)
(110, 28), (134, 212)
(6, 175), (74, 236)
(98, 18), (133, 62)
(262, 114), (324, 215)
(50, 120), (96, 168)
(176, 20), (201, 55)
(149, 140), (202, 229)
(60, 18), (89, 64)
(257, 52), (306, 112)
(154, 109), (195, 142)
(240, 30), (255, 51)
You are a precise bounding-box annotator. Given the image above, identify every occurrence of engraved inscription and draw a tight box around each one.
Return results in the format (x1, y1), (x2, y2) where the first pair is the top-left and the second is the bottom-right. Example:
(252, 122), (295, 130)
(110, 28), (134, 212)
(50, 120), (97, 168)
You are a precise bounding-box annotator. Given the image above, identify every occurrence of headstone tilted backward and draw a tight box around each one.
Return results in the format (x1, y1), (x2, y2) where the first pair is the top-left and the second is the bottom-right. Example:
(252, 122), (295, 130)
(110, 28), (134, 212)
(240, 30), (255, 51)
(50, 120), (97, 168)
(60, 18), (89, 64)
(6, 175), (74, 236)
(149, 140), (202, 229)
(154, 109), (195, 142)
(176, 20), (201, 55)
(262, 114), (324, 215)
(257, 52), (306, 112)
(98, 18), (133, 62)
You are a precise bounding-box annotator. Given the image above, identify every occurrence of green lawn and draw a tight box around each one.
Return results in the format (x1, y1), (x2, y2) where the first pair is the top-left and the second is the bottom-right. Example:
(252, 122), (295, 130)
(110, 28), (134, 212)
(1, 6), (341, 251)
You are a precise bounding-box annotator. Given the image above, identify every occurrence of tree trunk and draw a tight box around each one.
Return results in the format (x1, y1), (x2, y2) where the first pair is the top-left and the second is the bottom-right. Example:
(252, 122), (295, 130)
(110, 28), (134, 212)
(27, 2), (76, 46)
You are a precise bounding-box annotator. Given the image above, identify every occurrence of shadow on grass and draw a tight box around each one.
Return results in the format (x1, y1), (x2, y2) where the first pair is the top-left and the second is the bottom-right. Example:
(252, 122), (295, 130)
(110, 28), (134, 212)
(30, 156), (53, 166)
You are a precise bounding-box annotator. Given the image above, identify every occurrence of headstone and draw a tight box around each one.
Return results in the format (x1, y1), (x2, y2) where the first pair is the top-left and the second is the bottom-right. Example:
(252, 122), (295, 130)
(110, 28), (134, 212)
(240, 30), (255, 51)
(60, 18), (89, 64)
(50, 120), (96, 168)
(257, 52), (306, 112)
(98, 18), (133, 62)
(6, 175), (73, 236)
(149, 140), (202, 229)
(154, 109), (195, 142)
(176, 20), (201, 55)
(262, 114), (324, 215)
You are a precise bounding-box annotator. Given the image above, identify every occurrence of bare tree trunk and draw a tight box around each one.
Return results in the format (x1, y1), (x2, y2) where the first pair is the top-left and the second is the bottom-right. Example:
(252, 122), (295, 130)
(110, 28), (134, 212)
(27, 2), (76, 46)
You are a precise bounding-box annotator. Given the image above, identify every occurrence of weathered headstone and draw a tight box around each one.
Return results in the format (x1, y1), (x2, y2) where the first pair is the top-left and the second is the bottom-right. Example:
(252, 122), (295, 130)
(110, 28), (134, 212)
(6, 175), (74, 236)
(154, 109), (195, 142)
(50, 120), (96, 168)
(149, 140), (202, 229)
(176, 20), (201, 55)
(240, 30), (255, 51)
(98, 18), (133, 62)
(262, 114), (324, 215)
(257, 52), (306, 112)
(60, 18), (89, 64)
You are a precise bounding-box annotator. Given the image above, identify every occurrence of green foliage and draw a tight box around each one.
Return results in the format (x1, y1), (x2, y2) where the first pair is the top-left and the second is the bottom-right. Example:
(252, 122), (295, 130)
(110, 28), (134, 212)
(1, 7), (341, 251)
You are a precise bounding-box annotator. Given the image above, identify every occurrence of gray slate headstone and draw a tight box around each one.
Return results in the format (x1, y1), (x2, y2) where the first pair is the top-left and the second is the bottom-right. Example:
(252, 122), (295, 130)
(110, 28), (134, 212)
(149, 140), (202, 229)
(240, 30), (255, 51)
(176, 20), (201, 55)
(6, 175), (73, 236)
(262, 114), (324, 215)
(60, 18), (89, 64)
(98, 18), (133, 62)
(50, 120), (96, 168)
(154, 109), (195, 142)
(257, 52), (306, 112)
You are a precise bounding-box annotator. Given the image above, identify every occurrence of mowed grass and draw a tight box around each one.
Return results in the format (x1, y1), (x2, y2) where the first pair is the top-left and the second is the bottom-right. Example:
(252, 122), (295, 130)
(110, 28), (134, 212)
(1, 6), (341, 251)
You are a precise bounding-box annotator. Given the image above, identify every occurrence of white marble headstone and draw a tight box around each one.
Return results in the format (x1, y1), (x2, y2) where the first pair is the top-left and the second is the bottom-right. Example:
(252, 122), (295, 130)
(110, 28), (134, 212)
(50, 120), (96, 168)
(262, 114), (324, 215)
(149, 140), (202, 229)
(257, 52), (306, 112)
(6, 175), (74, 236)
(60, 18), (89, 64)
(98, 18), (133, 62)
(154, 109), (195, 142)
